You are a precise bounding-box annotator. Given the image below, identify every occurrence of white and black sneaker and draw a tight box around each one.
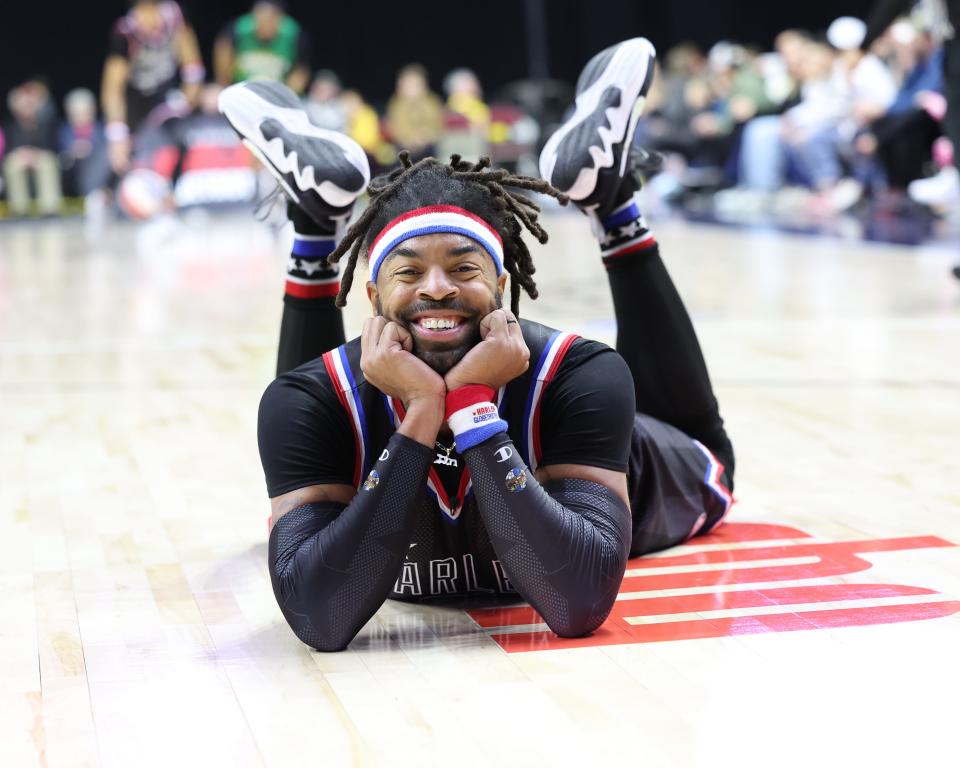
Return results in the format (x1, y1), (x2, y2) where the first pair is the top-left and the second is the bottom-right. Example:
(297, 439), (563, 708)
(218, 80), (370, 226)
(539, 37), (656, 219)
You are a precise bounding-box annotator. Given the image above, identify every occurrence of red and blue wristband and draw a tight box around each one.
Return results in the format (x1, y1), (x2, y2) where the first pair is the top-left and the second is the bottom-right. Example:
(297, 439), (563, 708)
(445, 385), (508, 452)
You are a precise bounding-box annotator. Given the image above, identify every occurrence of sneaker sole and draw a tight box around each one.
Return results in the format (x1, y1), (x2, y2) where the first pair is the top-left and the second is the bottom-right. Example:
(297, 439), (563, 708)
(218, 81), (369, 209)
(539, 38), (656, 202)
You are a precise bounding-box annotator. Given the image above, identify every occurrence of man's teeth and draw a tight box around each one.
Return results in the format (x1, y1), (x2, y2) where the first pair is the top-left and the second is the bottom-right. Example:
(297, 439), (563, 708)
(419, 317), (460, 330)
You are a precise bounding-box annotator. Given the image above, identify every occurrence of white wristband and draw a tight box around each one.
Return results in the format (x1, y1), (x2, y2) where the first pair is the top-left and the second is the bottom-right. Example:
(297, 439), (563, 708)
(105, 121), (129, 143)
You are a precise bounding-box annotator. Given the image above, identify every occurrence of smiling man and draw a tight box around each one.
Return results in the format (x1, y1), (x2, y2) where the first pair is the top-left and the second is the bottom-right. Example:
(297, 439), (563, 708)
(220, 37), (735, 651)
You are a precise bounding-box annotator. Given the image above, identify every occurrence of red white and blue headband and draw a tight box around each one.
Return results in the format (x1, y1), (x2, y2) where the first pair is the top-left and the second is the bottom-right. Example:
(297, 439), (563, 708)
(367, 205), (504, 282)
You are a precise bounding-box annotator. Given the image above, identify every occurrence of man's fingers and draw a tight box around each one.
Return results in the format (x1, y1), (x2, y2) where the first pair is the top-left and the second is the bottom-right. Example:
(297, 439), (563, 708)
(360, 317), (374, 353)
(480, 309), (509, 339)
(381, 321), (414, 352)
(503, 310), (523, 340)
(361, 316), (386, 352)
(394, 323), (414, 352)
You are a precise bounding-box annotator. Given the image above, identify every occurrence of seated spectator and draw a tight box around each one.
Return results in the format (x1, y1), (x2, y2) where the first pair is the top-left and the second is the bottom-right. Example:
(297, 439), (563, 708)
(304, 70), (346, 131)
(803, 17), (898, 208)
(444, 68), (491, 129)
(3, 79), (62, 217)
(169, 83), (258, 208)
(853, 20), (944, 193)
(440, 68), (491, 162)
(385, 63), (443, 161)
(777, 39), (848, 191)
(736, 20), (896, 209)
(738, 30), (810, 192)
(639, 43), (710, 163)
(214, 0), (310, 94)
(340, 89), (391, 170)
(59, 88), (110, 198)
(638, 41), (769, 191)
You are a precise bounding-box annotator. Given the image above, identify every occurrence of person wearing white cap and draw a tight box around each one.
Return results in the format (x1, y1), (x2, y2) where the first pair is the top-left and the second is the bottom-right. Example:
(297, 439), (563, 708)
(796, 16), (898, 209)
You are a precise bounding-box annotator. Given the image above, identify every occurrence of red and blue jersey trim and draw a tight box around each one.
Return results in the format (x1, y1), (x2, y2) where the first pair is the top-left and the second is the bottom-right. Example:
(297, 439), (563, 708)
(692, 439), (734, 532)
(521, 331), (579, 471)
(383, 388), (505, 524)
(322, 346), (370, 488)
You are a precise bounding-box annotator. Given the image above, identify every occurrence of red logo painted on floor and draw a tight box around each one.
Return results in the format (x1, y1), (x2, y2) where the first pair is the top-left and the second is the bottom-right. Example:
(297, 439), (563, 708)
(467, 523), (960, 652)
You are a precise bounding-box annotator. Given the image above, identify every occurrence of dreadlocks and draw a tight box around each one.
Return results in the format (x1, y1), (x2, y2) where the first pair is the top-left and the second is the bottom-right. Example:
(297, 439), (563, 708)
(326, 152), (569, 315)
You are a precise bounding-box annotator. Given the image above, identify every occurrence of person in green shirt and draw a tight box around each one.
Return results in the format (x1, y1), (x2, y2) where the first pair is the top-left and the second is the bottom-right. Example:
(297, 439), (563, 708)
(214, 1), (311, 94)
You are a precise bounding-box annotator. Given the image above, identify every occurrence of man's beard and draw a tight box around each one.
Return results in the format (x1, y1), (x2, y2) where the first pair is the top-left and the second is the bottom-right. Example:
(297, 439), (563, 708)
(377, 292), (503, 375)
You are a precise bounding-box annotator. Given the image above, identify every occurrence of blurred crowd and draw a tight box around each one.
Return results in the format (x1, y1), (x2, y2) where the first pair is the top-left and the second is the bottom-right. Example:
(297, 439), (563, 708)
(0, 0), (543, 220)
(1, 0), (957, 224)
(638, 14), (958, 217)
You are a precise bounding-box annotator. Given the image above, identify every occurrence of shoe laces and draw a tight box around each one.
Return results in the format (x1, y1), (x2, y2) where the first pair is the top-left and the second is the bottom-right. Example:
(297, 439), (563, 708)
(253, 184), (286, 222)
(626, 146), (665, 179)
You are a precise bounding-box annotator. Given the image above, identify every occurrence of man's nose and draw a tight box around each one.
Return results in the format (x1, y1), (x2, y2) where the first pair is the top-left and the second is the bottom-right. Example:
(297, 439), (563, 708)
(417, 265), (458, 301)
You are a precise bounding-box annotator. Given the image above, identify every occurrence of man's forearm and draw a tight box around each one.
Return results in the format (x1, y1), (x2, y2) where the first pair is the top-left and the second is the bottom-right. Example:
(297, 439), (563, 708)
(269, 432), (433, 651)
(396, 396), (444, 448)
(463, 432), (631, 637)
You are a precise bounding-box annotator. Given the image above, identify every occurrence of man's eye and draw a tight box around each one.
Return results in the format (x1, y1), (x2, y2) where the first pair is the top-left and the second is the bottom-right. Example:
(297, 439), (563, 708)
(454, 264), (480, 273)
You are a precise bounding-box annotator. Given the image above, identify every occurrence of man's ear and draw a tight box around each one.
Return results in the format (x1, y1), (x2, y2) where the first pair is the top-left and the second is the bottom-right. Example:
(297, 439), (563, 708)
(497, 271), (508, 295)
(366, 281), (380, 315)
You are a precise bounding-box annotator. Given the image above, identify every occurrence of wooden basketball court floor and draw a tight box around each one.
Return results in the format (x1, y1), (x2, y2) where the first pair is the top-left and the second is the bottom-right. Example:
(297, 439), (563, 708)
(2, 209), (958, 767)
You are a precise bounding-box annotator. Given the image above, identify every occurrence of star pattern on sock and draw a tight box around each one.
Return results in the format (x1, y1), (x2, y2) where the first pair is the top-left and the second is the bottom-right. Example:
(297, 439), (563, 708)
(288, 256), (334, 277)
(601, 219), (649, 248)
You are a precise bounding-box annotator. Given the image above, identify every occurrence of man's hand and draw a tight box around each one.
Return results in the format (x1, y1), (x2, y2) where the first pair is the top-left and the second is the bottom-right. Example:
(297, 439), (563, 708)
(361, 317), (445, 447)
(108, 140), (131, 174)
(361, 316), (445, 407)
(444, 309), (529, 392)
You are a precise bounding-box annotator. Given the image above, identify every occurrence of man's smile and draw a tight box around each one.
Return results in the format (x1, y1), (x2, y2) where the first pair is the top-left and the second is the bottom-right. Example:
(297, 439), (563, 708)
(407, 309), (472, 340)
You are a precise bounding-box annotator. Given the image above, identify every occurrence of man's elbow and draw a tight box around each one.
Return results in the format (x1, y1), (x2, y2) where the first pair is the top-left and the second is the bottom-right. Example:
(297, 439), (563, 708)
(284, 611), (358, 653)
(540, 575), (624, 639)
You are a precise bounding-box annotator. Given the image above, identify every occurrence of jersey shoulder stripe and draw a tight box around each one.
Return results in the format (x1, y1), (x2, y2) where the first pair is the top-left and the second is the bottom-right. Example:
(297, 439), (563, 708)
(522, 330), (580, 471)
(322, 345), (369, 488)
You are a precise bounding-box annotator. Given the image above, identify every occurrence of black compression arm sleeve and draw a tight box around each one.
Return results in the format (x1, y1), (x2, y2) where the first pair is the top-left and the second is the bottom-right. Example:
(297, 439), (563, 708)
(268, 433), (433, 651)
(464, 432), (631, 637)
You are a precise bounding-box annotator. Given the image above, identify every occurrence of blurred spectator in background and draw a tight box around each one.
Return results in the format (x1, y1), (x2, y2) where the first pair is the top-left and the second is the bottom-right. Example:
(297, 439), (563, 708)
(3, 79), (62, 217)
(100, 0), (204, 176)
(784, 17), (896, 209)
(731, 20), (896, 210)
(304, 70), (346, 131)
(59, 88), (110, 198)
(444, 68), (491, 129)
(340, 89), (391, 170)
(737, 30), (810, 193)
(169, 83), (257, 209)
(439, 68), (491, 162)
(636, 41), (772, 191)
(776, 38), (843, 193)
(851, 20), (944, 194)
(860, 0), (960, 208)
(639, 43), (710, 166)
(386, 64), (443, 160)
(214, 1), (310, 94)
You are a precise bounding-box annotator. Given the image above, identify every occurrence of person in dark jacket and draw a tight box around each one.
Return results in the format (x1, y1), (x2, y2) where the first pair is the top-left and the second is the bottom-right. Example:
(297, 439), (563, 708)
(862, 0), (960, 206)
(3, 79), (62, 217)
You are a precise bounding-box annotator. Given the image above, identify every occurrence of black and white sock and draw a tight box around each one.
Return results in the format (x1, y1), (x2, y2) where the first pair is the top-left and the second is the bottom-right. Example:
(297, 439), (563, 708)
(276, 202), (347, 375)
(285, 200), (343, 300)
(595, 194), (656, 267)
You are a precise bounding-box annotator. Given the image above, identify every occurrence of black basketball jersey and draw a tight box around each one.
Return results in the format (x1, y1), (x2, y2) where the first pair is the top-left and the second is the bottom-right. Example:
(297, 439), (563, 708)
(259, 318), (636, 599)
